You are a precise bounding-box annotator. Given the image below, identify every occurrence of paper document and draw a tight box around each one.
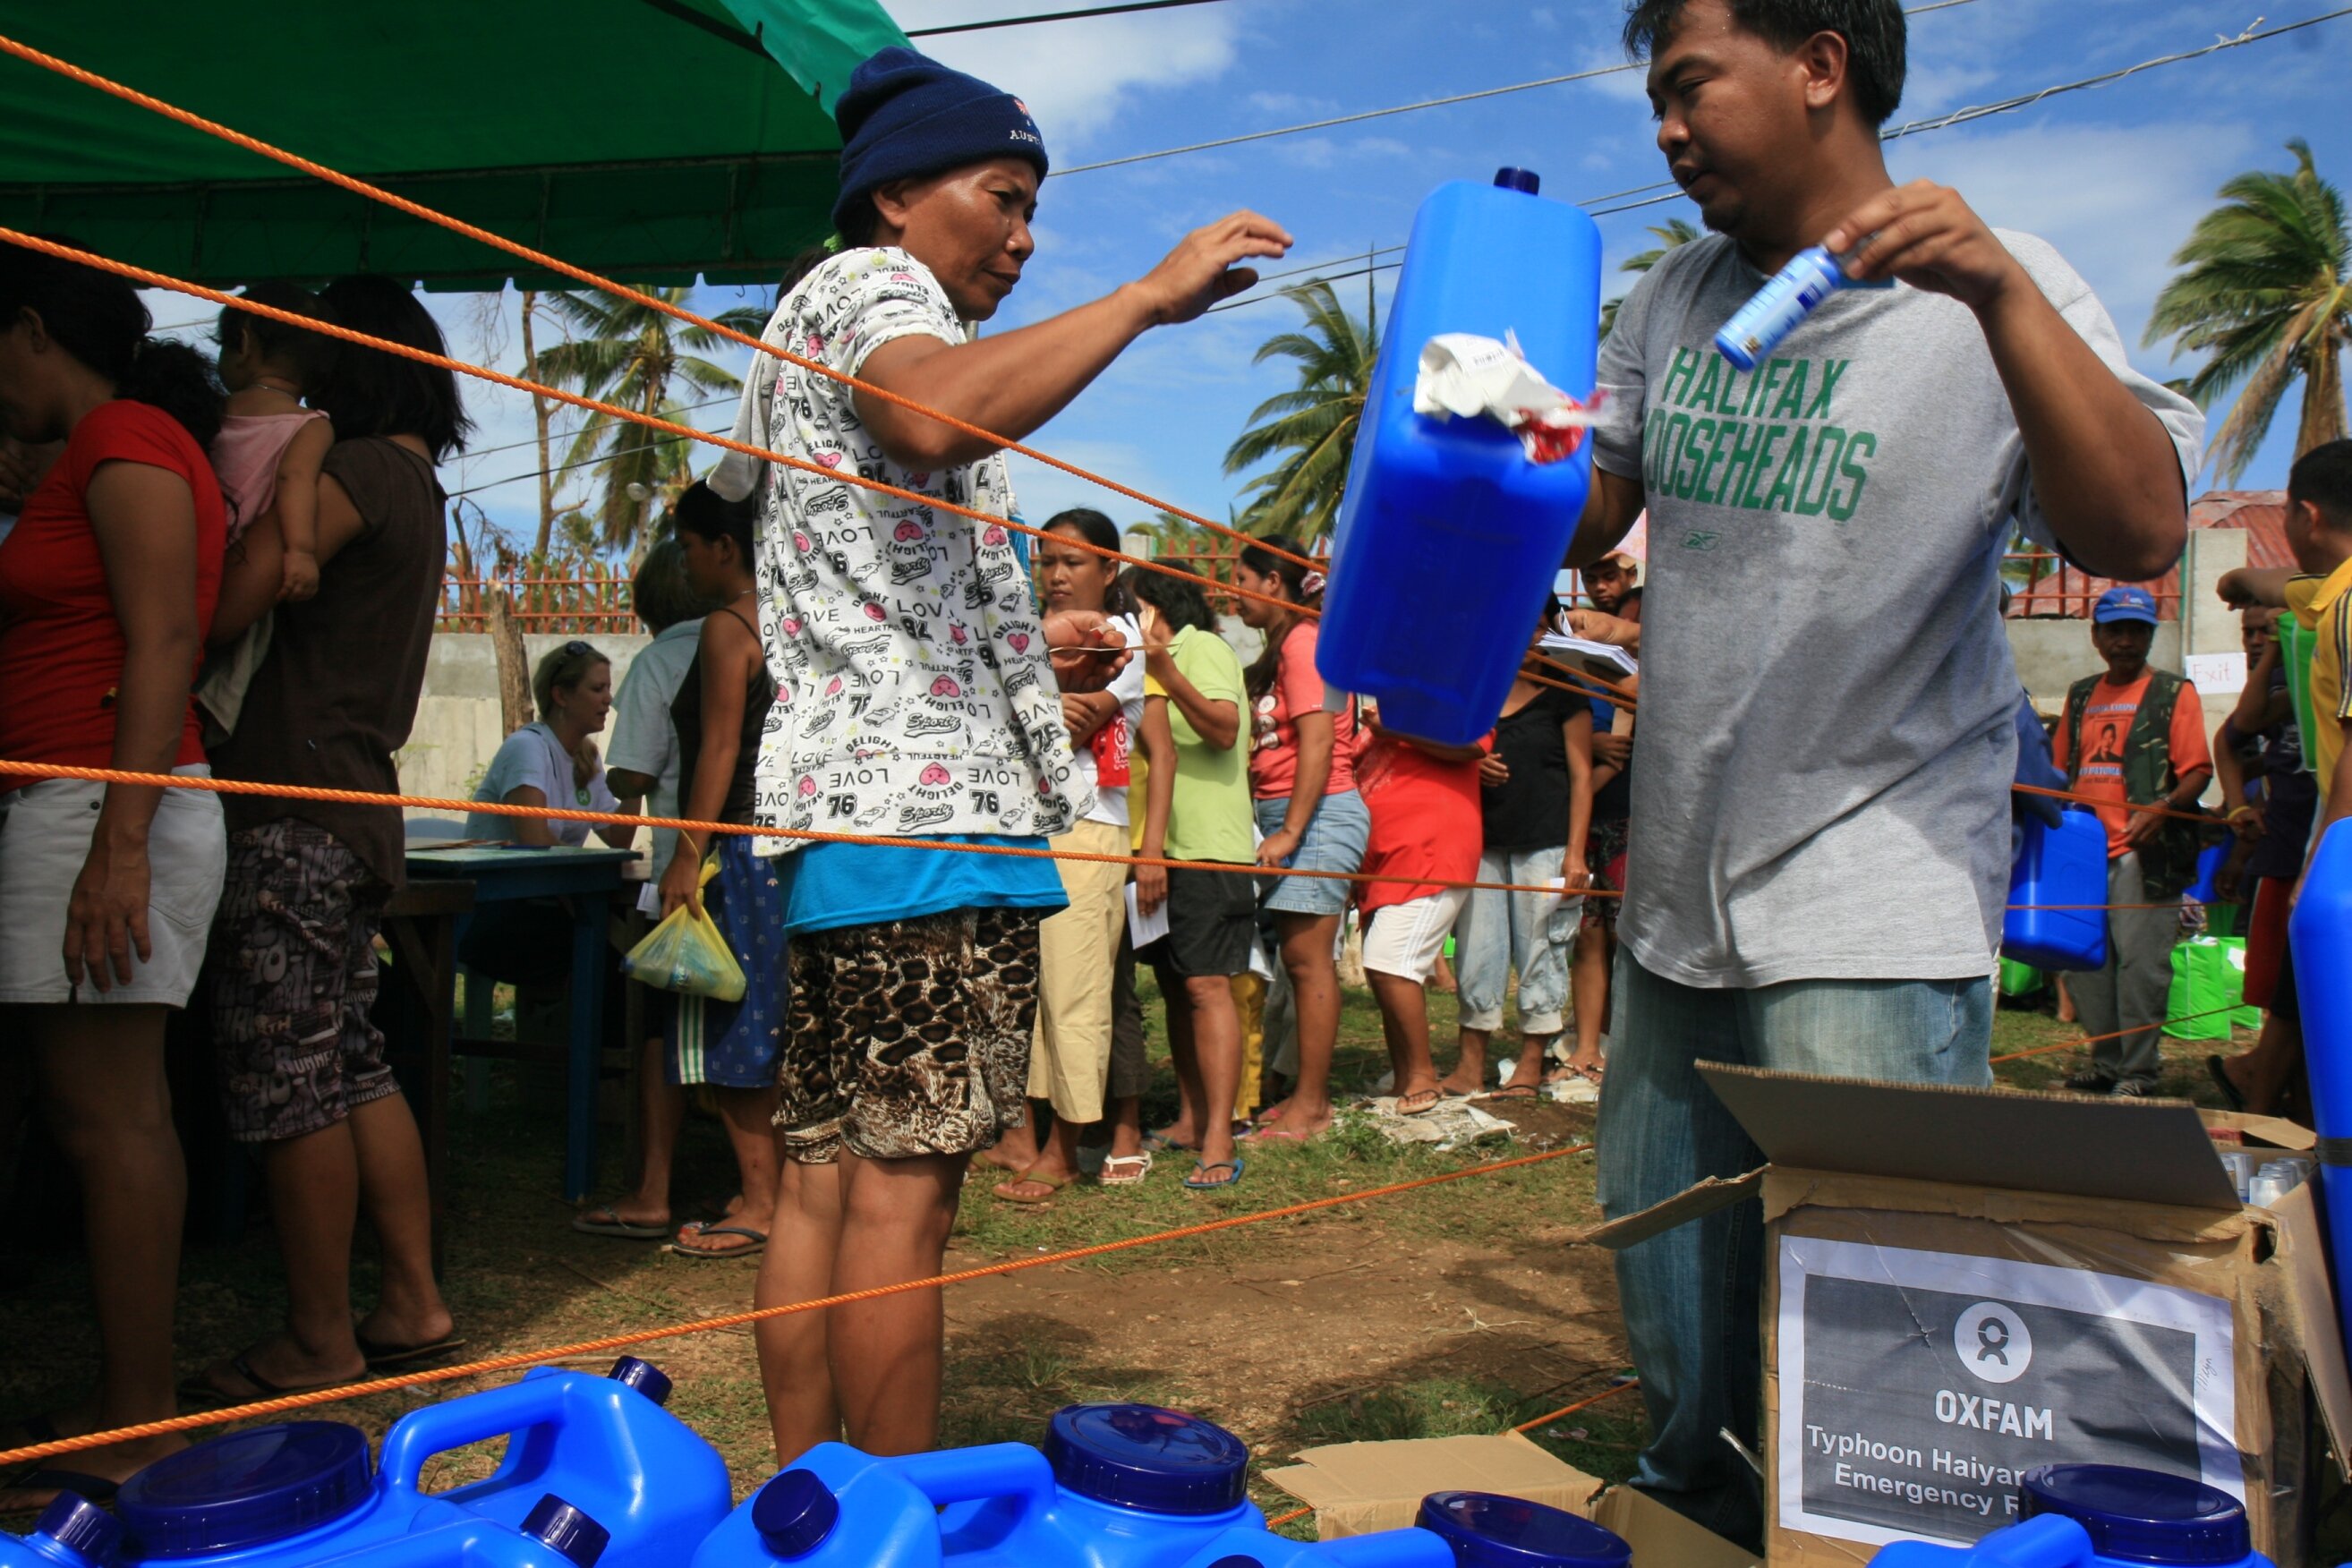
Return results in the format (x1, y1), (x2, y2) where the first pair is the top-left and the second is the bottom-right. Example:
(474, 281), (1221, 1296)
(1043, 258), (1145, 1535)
(1127, 882), (1170, 950)
(1538, 633), (1638, 678)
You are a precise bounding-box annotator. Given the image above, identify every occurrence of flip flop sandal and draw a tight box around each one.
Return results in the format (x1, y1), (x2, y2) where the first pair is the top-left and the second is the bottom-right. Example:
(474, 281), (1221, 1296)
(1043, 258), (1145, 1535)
(2205, 1054), (2247, 1112)
(993, 1171), (1075, 1205)
(1098, 1154), (1154, 1186)
(1241, 1125), (1324, 1144)
(179, 1351), (367, 1408)
(1183, 1158), (1246, 1190)
(1142, 1131), (1197, 1153)
(357, 1333), (468, 1370)
(572, 1206), (669, 1240)
(1393, 1090), (1444, 1116)
(1479, 1084), (1542, 1102)
(0, 1469), (119, 1511)
(666, 1223), (768, 1259)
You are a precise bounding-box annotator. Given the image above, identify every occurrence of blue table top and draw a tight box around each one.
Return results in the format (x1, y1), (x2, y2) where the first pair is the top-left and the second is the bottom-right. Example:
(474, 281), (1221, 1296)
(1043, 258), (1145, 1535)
(405, 842), (637, 902)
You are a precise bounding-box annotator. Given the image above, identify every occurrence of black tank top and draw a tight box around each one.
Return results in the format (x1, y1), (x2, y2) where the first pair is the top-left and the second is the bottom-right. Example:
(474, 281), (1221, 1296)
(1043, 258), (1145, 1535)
(670, 603), (774, 828)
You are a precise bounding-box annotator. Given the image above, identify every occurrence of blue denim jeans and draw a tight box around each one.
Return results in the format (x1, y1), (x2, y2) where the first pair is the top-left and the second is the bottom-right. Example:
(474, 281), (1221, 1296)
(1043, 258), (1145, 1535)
(1453, 846), (1573, 1035)
(1593, 951), (1992, 1547)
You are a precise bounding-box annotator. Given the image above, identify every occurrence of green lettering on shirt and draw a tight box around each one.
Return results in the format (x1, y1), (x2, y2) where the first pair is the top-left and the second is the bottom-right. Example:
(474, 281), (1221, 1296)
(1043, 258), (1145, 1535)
(1657, 411), (1693, 492)
(1762, 426), (1810, 512)
(1694, 419), (1737, 503)
(1689, 354), (1722, 413)
(1640, 406), (1672, 490)
(1794, 426), (1847, 516)
(1717, 420), (1767, 507)
(1675, 417), (1716, 499)
(1806, 359), (1848, 419)
(1754, 359), (1790, 418)
(1738, 424), (1789, 508)
(1660, 346), (1700, 408)
(1771, 360), (1812, 420)
(1826, 430), (1879, 521)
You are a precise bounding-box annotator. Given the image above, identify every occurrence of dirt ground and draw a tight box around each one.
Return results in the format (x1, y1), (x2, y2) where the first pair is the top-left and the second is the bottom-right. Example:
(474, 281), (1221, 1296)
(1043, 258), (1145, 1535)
(0, 978), (2253, 1527)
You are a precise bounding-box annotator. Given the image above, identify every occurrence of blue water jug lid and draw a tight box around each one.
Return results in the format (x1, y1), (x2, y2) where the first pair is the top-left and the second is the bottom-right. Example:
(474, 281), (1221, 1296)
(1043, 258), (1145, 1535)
(1493, 167), (1541, 194)
(116, 1422), (372, 1558)
(1415, 1492), (1632, 1568)
(524, 1494), (611, 1568)
(751, 1470), (839, 1558)
(2019, 1465), (2251, 1566)
(1044, 1404), (1249, 1515)
(607, 1355), (673, 1406)
(36, 1492), (128, 1568)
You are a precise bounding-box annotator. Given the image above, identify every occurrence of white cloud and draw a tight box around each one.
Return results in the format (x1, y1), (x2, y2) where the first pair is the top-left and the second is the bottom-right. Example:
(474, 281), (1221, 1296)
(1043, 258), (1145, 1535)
(890, 2), (1243, 151)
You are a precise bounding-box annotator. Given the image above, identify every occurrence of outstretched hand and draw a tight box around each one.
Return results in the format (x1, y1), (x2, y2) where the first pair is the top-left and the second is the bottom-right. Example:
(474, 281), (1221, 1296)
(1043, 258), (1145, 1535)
(1044, 609), (1131, 693)
(1131, 211), (1295, 325)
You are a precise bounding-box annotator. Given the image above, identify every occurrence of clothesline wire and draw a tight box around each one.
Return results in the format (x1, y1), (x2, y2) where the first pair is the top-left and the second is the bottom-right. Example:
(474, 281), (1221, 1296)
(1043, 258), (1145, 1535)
(906, 0), (1233, 37)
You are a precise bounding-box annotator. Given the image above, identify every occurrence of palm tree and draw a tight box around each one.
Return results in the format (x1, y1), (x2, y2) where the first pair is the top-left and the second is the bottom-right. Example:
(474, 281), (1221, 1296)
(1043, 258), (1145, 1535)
(1600, 218), (1700, 341)
(527, 287), (768, 549)
(2146, 139), (2349, 481)
(1223, 280), (1378, 541)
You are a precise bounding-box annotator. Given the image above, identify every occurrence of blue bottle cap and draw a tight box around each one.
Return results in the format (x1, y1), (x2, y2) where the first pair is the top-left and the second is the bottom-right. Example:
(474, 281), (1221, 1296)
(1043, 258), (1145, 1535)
(752, 1470), (840, 1558)
(524, 1494), (611, 1568)
(1044, 1404), (1250, 1515)
(607, 1356), (673, 1406)
(36, 1493), (128, 1568)
(116, 1422), (372, 1558)
(2020, 1465), (2251, 1566)
(1494, 167), (1542, 194)
(1416, 1492), (1632, 1568)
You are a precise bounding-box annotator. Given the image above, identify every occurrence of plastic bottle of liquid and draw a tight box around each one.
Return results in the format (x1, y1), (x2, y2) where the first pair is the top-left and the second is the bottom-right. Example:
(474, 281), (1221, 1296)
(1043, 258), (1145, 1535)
(374, 1356), (730, 1568)
(102, 1420), (612, 1568)
(1869, 1464), (2270, 1568)
(0, 1494), (129, 1568)
(2003, 808), (2109, 971)
(694, 1403), (1265, 1568)
(1317, 167), (1602, 747)
(1714, 244), (1892, 373)
(2288, 816), (2352, 1352)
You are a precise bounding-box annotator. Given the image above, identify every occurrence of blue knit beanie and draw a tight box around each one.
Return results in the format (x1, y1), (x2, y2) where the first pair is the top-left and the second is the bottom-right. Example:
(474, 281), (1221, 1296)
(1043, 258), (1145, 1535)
(832, 47), (1049, 235)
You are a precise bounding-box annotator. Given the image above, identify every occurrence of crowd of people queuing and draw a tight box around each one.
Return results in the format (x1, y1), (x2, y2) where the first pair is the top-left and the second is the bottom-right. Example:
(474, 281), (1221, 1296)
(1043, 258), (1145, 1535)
(5, 0), (2346, 1552)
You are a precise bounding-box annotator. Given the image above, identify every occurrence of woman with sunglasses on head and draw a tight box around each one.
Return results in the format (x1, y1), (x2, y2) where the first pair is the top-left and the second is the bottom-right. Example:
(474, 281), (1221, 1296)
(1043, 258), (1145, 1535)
(1229, 536), (1363, 1145)
(465, 641), (636, 850)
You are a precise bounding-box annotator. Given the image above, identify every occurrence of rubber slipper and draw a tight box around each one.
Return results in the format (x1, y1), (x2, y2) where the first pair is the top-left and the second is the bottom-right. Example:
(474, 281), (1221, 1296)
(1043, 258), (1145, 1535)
(572, 1206), (669, 1240)
(1098, 1154), (1154, 1186)
(179, 1351), (367, 1408)
(993, 1171), (1075, 1205)
(1242, 1125), (1324, 1144)
(1479, 1084), (1542, 1102)
(1183, 1158), (1246, 1190)
(666, 1223), (767, 1259)
(1393, 1090), (1444, 1116)
(1143, 1131), (1196, 1153)
(357, 1333), (468, 1370)
(2205, 1054), (2247, 1112)
(0, 1469), (119, 1511)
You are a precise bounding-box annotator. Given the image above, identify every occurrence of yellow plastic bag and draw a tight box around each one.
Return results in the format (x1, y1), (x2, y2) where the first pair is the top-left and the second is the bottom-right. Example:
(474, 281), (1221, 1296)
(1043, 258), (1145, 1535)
(622, 858), (746, 1002)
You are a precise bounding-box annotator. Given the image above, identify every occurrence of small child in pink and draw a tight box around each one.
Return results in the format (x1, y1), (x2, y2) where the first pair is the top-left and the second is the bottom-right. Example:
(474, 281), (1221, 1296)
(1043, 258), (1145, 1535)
(211, 282), (335, 601)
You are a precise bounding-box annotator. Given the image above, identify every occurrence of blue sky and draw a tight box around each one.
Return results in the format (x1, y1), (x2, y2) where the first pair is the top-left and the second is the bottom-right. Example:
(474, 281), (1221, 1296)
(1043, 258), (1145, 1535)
(245, 0), (2350, 552)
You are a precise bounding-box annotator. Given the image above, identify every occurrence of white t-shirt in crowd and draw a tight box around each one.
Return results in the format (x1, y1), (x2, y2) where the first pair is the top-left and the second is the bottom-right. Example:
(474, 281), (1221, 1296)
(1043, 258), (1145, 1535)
(605, 617), (703, 871)
(465, 721), (618, 846)
(1071, 611), (1146, 830)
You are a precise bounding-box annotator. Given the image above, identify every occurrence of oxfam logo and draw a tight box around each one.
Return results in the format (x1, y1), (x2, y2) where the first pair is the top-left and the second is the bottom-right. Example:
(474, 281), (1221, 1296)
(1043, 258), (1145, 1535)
(1954, 1302), (2032, 1385)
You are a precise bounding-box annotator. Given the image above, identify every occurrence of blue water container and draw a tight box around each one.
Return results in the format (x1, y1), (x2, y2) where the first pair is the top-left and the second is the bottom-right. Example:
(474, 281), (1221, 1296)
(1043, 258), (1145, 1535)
(2186, 842), (2229, 908)
(2004, 809), (2109, 972)
(1161, 1491), (1626, 1568)
(0, 1495), (129, 1568)
(2288, 817), (2352, 1355)
(1319, 167), (1603, 746)
(695, 1403), (1263, 1568)
(374, 1357), (729, 1568)
(1870, 1464), (2268, 1568)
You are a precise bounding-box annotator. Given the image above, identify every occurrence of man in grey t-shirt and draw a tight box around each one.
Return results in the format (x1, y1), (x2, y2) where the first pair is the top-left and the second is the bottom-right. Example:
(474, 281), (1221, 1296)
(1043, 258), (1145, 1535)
(1575, 0), (2203, 1548)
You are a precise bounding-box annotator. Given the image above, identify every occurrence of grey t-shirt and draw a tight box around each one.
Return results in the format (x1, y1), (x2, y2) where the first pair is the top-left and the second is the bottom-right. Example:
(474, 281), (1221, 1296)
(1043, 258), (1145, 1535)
(1590, 229), (2203, 988)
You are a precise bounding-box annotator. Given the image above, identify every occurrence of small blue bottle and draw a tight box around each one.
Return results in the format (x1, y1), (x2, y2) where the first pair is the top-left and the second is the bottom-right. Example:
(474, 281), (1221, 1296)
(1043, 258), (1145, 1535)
(1870, 1464), (2271, 1568)
(1715, 244), (1892, 372)
(0, 1494), (129, 1568)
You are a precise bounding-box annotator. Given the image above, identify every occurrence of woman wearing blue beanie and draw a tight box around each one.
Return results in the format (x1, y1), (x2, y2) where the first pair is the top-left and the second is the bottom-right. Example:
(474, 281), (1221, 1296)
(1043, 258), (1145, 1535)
(710, 46), (1290, 1461)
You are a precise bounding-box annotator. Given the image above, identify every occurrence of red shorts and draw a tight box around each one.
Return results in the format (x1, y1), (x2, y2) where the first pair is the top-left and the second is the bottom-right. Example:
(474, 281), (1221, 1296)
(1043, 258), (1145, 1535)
(2243, 874), (2291, 1010)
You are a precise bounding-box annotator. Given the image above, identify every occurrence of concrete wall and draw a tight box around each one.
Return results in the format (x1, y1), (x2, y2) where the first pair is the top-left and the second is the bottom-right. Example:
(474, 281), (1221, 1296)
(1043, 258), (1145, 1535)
(399, 633), (652, 811)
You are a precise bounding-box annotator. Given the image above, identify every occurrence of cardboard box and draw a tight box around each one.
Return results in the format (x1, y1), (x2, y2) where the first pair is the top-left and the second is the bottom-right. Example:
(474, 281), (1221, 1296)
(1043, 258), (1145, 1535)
(1582, 1067), (2351, 1568)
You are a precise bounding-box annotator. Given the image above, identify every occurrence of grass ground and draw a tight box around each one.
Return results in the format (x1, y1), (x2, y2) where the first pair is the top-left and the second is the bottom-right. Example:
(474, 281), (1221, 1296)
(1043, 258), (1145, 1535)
(0, 974), (2254, 1532)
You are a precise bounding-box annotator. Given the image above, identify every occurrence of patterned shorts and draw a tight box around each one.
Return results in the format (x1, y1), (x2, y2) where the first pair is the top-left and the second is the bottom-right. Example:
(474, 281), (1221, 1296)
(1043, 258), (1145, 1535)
(1582, 817), (1631, 935)
(210, 820), (400, 1143)
(776, 907), (1043, 1164)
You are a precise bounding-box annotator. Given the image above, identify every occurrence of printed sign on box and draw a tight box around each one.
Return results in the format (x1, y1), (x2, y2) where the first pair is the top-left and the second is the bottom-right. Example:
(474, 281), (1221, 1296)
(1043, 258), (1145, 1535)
(1777, 1238), (2240, 1551)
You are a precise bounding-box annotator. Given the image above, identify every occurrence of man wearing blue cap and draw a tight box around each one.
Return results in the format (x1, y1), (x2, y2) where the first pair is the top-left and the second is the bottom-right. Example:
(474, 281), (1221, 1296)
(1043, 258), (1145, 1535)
(2049, 584), (2213, 1095)
(709, 47), (1290, 1461)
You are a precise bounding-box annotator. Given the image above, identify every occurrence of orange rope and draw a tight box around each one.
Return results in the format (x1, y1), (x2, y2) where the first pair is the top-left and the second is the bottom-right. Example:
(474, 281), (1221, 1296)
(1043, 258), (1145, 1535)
(1988, 1001), (2245, 1065)
(0, 21), (1640, 709)
(2015, 781), (2215, 828)
(0, 1143), (1594, 1470)
(1265, 1379), (1642, 1531)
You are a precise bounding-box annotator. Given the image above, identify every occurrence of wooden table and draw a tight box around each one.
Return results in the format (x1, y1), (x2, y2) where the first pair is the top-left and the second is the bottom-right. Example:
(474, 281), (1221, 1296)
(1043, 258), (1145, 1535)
(404, 844), (637, 1201)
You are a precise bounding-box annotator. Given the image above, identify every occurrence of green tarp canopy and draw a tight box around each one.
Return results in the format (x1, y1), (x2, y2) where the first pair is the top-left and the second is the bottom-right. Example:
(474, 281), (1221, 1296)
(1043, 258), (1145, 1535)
(0, 0), (907, 291)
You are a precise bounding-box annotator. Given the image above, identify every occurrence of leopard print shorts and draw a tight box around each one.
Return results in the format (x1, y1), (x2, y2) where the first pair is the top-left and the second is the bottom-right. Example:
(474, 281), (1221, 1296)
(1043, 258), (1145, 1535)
(776, 907), (1043, 1163)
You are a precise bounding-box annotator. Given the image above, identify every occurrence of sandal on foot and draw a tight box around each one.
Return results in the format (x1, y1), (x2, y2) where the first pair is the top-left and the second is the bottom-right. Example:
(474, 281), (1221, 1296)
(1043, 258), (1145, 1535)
(1393, 1089), (1444, 1116)
(666, 1223), (767, 1259)
(2205, 1054), (2248, 1112)
(1479, 1083), (1542, 1102)
(1098, 1154), (1154, 1187)
(1243, 1124), (1324, 1144)
(356, 1333), (467, 1370)
(179, 1351), (367, 1408)
(571, 1206), (669, 1240)
(1143, 1131), (1196, 1153)
(992, 1171), (1073, 1205)
(0, 1470), (120, 1511)
(1183, 1158), (1246, 1190)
